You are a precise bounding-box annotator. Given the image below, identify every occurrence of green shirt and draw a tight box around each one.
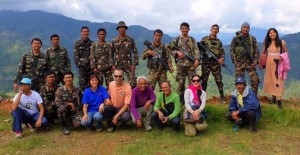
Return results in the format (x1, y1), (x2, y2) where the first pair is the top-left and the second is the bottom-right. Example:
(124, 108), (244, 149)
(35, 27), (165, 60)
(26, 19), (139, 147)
(154, 91), (181, 120)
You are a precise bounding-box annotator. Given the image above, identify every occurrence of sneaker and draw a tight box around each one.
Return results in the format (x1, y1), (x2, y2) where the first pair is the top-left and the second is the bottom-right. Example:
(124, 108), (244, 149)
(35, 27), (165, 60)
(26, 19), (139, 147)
(62, 127), (70, 135)
(96, 128), (102, 132)
(145, 125), (152, 131)
(220, 97), (226, 104)
(107, 126), (116, 133)
(15, 132), (23, 139)
(28, 124), (36, 132)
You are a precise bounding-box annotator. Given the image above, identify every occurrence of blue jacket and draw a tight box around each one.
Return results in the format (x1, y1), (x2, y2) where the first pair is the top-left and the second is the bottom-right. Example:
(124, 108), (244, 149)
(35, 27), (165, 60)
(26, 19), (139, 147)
(228, 86), (261, 121)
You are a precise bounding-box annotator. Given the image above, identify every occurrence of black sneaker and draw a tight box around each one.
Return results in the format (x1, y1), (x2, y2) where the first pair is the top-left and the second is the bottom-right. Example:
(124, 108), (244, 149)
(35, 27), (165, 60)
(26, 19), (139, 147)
(62, 127), (70, 135)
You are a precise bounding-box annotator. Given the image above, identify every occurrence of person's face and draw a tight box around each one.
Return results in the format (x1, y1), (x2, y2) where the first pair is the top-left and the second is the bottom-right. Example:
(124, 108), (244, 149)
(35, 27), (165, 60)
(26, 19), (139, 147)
(63, 74), (73, 86)
(114, 70), (124, 84)
(269, 30), (277, 40)
(31, 40), (42, 51)
(118, 26), (127, 35)
(51, 37), (60, 47)
(19, 83), (30, 92)
(161, 82), (171, 96)
(210, 26), (219, 36)
(241, 26), (250, 35)
(236, 83), (246, 93)
(180, 26), (190, 35)
(46, 74), (56, 85)
(98, 31), (106, 41)
(154, 32), (163, 43)
(90, 77), (99, 88)
(191, 76), (201, 87)
(137, 78), (147, 91)
(81, 28), (90, 39)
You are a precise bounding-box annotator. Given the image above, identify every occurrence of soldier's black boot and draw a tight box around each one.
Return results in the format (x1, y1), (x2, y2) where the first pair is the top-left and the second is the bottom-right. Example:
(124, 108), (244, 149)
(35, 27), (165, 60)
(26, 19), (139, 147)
(272, 95), (277, 104)
(220, 90), (226, 104)
(277, 100), (283, 109)
(61, 122), (70, 135)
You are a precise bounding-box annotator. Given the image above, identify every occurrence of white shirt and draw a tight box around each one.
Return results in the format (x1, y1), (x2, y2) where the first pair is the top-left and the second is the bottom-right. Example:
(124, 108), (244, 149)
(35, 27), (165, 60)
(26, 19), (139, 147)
(13, 90), (43, 115)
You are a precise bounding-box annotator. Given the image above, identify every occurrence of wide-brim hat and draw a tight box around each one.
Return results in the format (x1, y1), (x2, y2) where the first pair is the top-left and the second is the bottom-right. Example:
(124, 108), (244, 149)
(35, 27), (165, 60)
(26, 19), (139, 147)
(116, 21), (128, 30)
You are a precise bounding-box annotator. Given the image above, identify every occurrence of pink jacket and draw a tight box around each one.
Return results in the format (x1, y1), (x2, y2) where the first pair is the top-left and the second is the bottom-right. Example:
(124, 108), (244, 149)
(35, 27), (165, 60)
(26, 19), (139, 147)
(278, 52), (291, 80)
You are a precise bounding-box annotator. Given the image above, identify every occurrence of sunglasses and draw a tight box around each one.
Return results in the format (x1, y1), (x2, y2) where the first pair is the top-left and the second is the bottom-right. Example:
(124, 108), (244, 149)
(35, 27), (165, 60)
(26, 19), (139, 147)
(192, 79), (200, 83)
(114, 75), (123, 78)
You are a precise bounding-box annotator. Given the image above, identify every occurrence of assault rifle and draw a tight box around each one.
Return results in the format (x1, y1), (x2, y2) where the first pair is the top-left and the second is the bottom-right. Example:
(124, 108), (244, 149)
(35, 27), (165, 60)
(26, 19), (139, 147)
(143, 40), (175, 78)
(168, 45), (195, 62)
(236, 32), (253, 62)
(197, 42), (233, 74)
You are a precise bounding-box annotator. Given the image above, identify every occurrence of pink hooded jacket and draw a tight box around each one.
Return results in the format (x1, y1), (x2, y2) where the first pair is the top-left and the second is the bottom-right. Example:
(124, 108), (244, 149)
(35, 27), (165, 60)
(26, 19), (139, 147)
(278, 52), (291, 80)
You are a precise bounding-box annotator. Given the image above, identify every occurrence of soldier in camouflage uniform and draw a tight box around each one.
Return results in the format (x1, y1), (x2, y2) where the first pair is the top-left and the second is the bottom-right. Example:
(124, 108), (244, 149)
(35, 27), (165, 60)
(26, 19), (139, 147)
(169, 22), (200, 103)
(74, 26), (93, 91)
(230, 22), (259, 94)
(45, 34), (71, 85)
(13, 38), (49, 93)
(142, 29), (173, 89)
(55, 71), (83, 135)
(111, 21), (139, 88)
(199, 24), (226, 103)
(90, 28), (113, 88)
(40, 71), (59, 124)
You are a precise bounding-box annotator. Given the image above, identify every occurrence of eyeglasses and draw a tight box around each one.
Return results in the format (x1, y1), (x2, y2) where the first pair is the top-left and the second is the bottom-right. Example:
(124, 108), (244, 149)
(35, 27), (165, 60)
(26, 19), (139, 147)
(114, 75), (123, 78)
(192, 79), (200, 83)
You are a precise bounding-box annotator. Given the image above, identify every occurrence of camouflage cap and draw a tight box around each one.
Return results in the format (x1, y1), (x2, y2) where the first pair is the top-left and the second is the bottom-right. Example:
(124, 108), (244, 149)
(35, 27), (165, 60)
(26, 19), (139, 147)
(116, 21), (128, 30)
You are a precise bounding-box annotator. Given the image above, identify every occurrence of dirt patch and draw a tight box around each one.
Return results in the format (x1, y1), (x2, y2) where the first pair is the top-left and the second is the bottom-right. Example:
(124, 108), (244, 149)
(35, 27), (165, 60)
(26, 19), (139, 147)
(0, 100), (12, 114)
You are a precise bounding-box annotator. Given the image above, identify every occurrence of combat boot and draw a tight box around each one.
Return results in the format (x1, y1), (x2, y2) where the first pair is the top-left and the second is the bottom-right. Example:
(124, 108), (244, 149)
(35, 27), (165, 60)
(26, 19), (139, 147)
(219, 90), (226, 104)
(277, 100), (283, 109)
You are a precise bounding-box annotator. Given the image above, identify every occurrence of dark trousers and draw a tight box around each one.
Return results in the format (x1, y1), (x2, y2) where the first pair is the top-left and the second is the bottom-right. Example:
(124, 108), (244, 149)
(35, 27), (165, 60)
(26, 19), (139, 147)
(151, 111), (180, 130)
(226, 111), (257, 130)
(103, 105), (131, 127)
(12, 108), (47, 132)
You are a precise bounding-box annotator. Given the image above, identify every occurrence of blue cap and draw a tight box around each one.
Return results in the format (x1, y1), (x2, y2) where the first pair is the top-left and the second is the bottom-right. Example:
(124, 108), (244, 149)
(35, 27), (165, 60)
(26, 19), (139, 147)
(235, 77), (246, 85)
(19, 78), (32, 85)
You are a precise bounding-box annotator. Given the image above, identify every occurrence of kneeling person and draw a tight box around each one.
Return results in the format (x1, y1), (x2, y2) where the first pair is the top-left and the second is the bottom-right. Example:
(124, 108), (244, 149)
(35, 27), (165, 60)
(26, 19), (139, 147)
(130, 76), (156, 131)
(151, 81), (181, 131)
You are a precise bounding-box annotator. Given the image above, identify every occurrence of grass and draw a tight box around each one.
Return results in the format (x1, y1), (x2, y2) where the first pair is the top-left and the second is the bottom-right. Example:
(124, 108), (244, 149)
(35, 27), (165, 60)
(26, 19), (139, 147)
(0, 102), (300, 154)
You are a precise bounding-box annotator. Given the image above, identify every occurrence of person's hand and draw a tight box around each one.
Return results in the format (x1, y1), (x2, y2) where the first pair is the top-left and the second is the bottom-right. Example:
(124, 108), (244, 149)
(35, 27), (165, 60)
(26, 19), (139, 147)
(162, 117), (169, 124)
(112, 116), (118, 125)
(232, 111), (239, 120)
(82, 114), (88, 121)
(218, 58), (224, 65)
(99, 104), (104, 112)
(191, 111), (200, 121)
(177, 51), (185, 59)
(136, 119), (143, 128)
(158, 111), (165, 121)
(144, 101), (151, 111)
(147, 50), (156, 57)
(194, 60), (200, 68)
(35, 119), (42, 128)
(68, 103), (76, 111)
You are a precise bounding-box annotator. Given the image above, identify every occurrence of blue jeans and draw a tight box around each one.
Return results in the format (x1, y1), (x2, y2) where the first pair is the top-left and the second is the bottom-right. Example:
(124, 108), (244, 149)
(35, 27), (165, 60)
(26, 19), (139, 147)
(81, 112), (104, 129)
(12, 107), (48, 132)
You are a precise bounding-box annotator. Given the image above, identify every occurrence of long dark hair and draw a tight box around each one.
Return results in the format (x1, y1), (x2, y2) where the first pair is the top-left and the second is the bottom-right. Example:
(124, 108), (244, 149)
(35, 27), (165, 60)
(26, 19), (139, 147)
(263, 28), (281, 50)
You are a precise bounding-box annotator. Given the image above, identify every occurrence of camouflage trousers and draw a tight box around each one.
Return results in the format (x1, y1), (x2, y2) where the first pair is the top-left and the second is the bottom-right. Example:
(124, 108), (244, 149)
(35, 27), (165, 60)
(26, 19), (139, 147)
(235, 62), (259, 94)
(116, 65), (137, 88)
(43, 101), (58, 123)
(176, 65), (196, 95)
(95, 67), (113, 88)
(57, 105), (82, 127)
(148, 69), (167, 89)
(201, 62), (223, 93)
(78, 66), (92, 91)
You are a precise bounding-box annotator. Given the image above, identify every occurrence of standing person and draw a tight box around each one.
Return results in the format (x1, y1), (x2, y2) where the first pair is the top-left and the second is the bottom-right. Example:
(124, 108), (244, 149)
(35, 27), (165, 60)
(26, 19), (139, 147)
(230, 22), (259, 94)
(183, 74), (208, 136)
(40, 71), (59, 124)
(103, 69), (132, 132)
(13, 38), (49, 93)
(45, 34), (71, 85)
(226, 77), (261, 133)
(151, 81), (181, 131)
(74, 26), (93, 91)
(90, 28), (113, 88)
(130, 76), (156, 131)
(142, 29), (173, 89)
(259, 28), (289, 109)
(55, 71), (83, 135)
(11, 78), (48, 138)
(111, 21), (139, 88)
(169, 22), (200, 103)
(199, 24), (226, 103)
(81, 74), (110, 131)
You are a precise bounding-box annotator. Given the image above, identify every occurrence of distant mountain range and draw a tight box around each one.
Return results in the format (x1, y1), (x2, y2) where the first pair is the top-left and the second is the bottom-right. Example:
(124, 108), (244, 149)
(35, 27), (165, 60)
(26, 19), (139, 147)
(0, 10), (299, 92)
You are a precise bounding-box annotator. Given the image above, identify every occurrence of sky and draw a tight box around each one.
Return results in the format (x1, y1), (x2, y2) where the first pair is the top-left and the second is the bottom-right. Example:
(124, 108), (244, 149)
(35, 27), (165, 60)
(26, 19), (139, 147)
(1, 0), (300, 35)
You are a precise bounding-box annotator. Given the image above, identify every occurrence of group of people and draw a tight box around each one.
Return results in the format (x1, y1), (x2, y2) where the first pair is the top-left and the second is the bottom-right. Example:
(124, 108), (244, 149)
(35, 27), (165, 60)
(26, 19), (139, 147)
(11, 20), (290, 138)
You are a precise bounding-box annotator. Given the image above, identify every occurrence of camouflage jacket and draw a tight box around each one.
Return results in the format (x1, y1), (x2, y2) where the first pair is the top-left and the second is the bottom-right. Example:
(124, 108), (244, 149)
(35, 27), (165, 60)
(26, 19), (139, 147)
(200, 35), (225, 63)
(170, 35), (200, 66)
(230, 31), (259, 64)
(111, 35), (139, 66)
(74, 38), (93, 68)
(55, 85), (82, 111)
(45, 46), (71, 74)
(14, 51), (49, 83)
(142, 42), (172, 70)
(90, 42), (113, 70)
(40, 83), (59, 112)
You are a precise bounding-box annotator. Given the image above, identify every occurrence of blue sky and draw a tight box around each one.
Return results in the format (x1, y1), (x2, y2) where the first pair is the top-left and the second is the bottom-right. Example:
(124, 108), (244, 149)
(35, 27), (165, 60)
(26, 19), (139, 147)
(1, 0), (300, 35)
